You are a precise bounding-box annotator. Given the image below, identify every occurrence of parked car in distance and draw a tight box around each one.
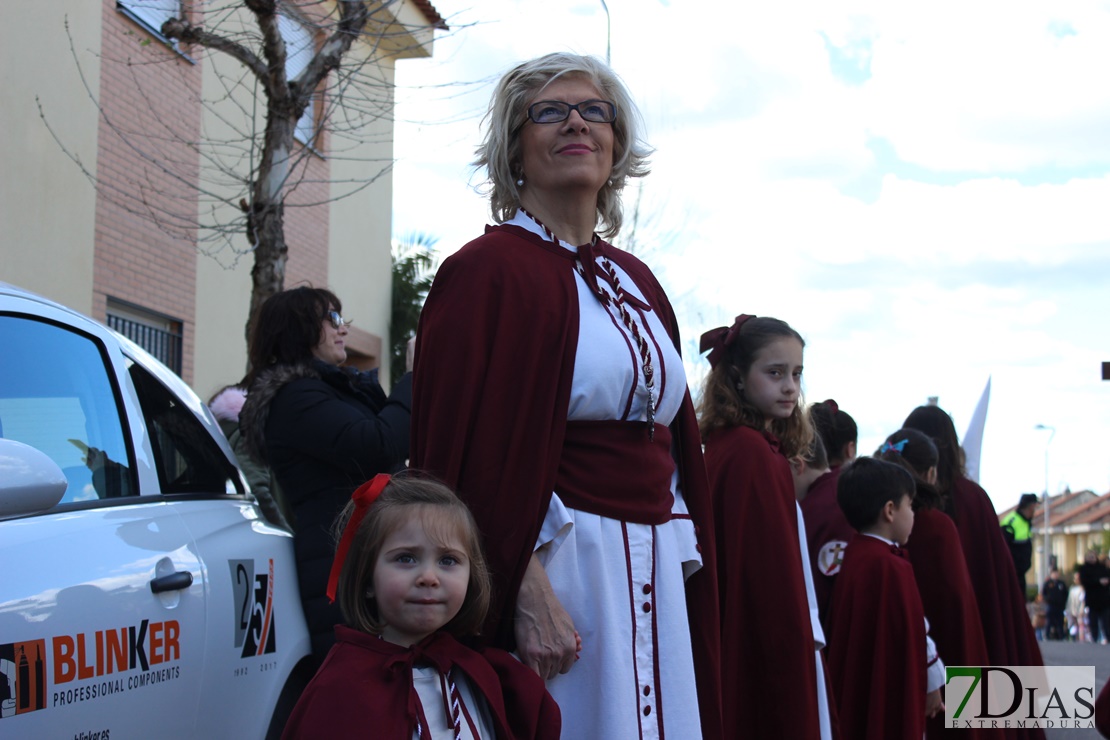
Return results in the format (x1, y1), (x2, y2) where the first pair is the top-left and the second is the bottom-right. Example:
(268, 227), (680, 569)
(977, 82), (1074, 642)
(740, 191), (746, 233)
(0, 282), (312, 738)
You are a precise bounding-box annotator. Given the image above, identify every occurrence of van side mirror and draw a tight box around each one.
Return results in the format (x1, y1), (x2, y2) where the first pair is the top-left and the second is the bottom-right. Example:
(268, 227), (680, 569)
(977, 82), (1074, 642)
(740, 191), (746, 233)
(0, 438), (68, 518)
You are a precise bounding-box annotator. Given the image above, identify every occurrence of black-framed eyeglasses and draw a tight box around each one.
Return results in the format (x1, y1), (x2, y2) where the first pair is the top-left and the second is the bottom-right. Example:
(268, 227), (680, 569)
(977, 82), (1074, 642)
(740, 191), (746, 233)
(525, 99), (617, 125)
(325, 310), (351, 330)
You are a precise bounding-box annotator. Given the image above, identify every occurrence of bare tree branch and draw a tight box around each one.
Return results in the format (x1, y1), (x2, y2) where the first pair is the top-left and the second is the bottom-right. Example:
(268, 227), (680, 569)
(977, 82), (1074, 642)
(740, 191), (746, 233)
(45, 1), (475, 342)
(161, 16), (268, 84)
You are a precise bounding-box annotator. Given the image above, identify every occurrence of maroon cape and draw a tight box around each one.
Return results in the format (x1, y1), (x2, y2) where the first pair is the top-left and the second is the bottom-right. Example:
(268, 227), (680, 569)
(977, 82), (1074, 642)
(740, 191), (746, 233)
(828, 534), (927, 740)
(410, 225), (722, 737)
(704, 424), (821, 739)
(908, 508), (1001, 739)
(1096, 680), (1110, 738)
(799, 467), (853, 631)
(283, 626), (559, 739)
(950, 477), (1046, 740)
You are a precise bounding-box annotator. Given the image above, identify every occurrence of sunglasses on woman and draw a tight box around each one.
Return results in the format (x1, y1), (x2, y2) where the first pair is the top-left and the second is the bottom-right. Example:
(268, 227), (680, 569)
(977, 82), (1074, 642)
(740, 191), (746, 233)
(325, 310), (351, 329)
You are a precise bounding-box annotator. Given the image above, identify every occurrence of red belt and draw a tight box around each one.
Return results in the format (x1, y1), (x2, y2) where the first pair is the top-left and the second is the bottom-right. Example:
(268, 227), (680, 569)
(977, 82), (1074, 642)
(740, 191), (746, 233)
(555, 420), (675, 525)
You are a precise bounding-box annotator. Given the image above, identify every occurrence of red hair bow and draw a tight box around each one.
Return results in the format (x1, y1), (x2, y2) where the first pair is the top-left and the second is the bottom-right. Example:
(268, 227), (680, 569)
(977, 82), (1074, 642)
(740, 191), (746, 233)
(326, 473), (392, 603)
(699, 314), (755, 369)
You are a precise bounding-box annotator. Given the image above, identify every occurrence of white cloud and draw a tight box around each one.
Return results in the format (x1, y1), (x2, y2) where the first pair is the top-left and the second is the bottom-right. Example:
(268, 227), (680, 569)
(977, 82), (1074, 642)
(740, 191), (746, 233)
(393, 0), (1110, 511)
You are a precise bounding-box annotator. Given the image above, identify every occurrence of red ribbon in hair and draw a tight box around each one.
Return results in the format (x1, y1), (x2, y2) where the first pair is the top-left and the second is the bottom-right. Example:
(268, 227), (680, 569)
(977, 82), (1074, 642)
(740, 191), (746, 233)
(699, 314), (755, 369)
(326, 473), (392, 603)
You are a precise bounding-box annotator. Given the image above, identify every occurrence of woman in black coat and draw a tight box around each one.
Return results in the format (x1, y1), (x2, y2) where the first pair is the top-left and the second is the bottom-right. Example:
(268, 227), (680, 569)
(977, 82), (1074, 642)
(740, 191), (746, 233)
(241, 286), (412, 663)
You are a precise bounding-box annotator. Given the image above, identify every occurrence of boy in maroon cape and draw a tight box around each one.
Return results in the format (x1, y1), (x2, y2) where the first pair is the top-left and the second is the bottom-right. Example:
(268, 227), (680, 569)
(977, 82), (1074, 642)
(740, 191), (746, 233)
(827, 457), (943, 740)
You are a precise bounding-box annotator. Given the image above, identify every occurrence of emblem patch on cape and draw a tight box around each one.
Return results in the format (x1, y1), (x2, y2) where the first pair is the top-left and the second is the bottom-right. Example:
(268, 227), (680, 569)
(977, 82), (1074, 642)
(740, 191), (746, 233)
(817, 540), (848, 576)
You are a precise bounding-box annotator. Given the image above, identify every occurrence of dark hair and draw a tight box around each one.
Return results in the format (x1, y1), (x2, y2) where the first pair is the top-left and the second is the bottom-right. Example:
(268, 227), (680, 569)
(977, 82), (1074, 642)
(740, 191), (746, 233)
(243, 287), (341, 388)
(875, 428), (944, 512)
(810, 399), (858, 466)
(697, 316), (813, 458)
(837, 457), (915, 532)
(332, 474), (491, 639)
(902, 405), (966, 500)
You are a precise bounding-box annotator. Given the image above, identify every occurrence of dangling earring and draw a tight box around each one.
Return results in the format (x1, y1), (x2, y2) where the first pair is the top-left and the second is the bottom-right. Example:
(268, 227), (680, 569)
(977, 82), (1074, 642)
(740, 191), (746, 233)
(516, 173), (525, 187)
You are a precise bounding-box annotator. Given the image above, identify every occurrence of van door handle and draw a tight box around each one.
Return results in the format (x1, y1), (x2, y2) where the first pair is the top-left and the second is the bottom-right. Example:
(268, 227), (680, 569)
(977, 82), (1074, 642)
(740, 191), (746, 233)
(150, 571), (194, 594)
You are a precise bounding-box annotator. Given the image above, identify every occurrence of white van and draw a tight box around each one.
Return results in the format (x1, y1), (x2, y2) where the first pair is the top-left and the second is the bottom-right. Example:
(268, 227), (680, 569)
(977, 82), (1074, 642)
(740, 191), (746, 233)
(0, 282), (312, 738)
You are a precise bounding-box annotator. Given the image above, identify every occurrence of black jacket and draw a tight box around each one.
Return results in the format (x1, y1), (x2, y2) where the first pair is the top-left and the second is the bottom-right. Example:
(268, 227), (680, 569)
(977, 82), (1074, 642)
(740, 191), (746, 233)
(1042, 577), (1068, 611)
(1079, 562), (1110, 611)
(241, 359), (412, 661)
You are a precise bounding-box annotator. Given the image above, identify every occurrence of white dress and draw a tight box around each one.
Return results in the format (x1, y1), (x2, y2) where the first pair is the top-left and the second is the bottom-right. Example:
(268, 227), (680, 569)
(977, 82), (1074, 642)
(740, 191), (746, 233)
(510, 213), (704, 739)
(796, 502), (833, 740)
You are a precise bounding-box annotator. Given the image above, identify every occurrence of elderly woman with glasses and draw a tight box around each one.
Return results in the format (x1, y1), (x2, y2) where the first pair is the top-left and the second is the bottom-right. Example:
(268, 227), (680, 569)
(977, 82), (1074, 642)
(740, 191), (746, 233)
(240, 286), (412, 664)
(411, 53), (722, 738)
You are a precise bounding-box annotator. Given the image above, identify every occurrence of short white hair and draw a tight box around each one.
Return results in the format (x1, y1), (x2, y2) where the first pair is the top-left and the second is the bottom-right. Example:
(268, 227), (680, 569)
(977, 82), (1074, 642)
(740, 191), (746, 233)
(474, 52), (652, 239)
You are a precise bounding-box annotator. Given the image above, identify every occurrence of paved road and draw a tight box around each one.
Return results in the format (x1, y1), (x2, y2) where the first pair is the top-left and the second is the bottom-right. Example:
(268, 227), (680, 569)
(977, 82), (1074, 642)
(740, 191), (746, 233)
(1039, 639), (1107, 739)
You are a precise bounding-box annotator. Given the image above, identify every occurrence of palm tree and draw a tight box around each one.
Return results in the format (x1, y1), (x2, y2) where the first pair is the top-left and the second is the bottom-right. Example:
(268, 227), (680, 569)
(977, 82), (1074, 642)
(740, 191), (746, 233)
(390, 233), (438, 384)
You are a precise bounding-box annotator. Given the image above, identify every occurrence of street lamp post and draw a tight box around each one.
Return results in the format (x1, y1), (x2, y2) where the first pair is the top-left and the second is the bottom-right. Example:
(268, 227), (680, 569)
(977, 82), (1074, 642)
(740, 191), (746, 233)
(1035, 424), (1056, 585)
(599, 0), (611, 63)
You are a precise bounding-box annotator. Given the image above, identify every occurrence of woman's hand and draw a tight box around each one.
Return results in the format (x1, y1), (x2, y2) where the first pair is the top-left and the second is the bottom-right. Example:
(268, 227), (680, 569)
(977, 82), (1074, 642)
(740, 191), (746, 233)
(515, 554), (578, 680)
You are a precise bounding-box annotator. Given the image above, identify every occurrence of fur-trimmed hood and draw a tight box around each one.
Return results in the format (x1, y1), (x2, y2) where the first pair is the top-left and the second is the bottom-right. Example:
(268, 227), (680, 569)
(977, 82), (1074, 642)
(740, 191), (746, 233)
(240, 362), (321, 466)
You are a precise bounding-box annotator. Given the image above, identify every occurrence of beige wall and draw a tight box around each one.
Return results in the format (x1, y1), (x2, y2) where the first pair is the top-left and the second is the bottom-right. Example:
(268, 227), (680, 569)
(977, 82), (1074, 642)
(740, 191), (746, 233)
(0, 3), (102, 313)
(327, 60), (400, 386)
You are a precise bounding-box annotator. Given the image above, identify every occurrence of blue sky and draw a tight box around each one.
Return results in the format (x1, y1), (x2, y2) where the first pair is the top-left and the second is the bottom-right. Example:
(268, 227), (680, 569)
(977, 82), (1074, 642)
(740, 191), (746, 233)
(391, 0), (1110, 511)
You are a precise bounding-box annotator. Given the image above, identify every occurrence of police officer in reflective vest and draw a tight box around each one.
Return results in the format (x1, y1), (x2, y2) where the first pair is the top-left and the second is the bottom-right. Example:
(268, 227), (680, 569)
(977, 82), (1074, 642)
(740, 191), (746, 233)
(1001, 493), (1038, 595)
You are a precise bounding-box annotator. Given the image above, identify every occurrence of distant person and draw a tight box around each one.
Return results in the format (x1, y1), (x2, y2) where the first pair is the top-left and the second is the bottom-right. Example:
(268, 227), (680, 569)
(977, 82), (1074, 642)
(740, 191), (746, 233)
(827, 457), (943, 740)
(1078, 551), (1110, 644)
(1001, 493), (1038, 593)
(240, 286), (413, 664)
(1028, 594), (1047, 641)
(1041, 569), (1068, 641)
(283, 474), (560, 739)
(208, 384), (290, 529)
(699, 314), (831, 739)
(1067, 572), (1086, 642)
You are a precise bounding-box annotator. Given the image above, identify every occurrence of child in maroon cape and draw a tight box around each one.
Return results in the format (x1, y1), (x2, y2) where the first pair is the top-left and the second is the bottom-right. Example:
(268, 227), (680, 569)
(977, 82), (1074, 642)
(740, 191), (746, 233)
(877, 429), (1001, 739)
(828, 457), (943, 740)
(699, 315), (830, 739)
(283, 474), (560, 740)
(795, 420), (854, 632)
(798, 401), (858, 631)
(904, 405), (1046, 740)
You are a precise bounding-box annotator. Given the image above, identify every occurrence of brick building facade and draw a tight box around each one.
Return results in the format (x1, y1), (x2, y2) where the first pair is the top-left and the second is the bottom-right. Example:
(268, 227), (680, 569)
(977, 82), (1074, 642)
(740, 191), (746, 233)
(1, 0), (442, 395)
